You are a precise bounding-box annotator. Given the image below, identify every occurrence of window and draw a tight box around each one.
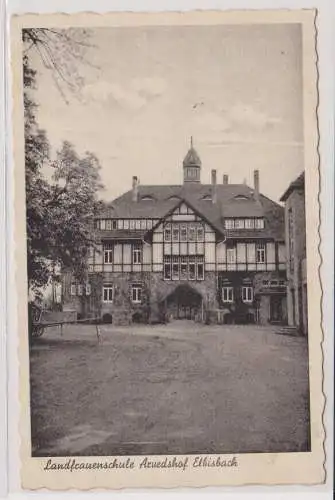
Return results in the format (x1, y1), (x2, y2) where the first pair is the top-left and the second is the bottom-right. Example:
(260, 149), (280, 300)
(196, 257), (204, 280)
(172, 256), (179, 280)
(196, 225), (204, 241)
(70, 284), (76, 296)
(103, 243), (113, 264)
(140, 220), (146, 230)
(180, 225), (187, 242)
(147, 220), (153, 230)
(172, 225), (179, 242)
(103, 284), (114, 302)
(131, 284), (142, 303)
(77, 284), (83, 296)
(100, 220), (106, 230)
(262, 280), (269, 286)
(164, 223), (172, 241)
(117, 220), (123, 229)
(256, 243), (266, 263)
(85, 283), (91, 296)
(164, 255), (171, 280)
(132, 245), (142, 264)
(242, 286), (253, 303)
(141, 195), (155, 201)
(224, 219), (234, 229)
(245, 219), (254, 229)
(95, 220), (101, 230)
(222, 287), (234, 303)
(235, 219), (245, 229)
(255, 218), (265, 229)
(189, 225), (196, 241)
(189, 256), (196, 280)
(123, 220), (129, 229)
(227, 247), (236, 264)
(106, 219), (112, 230)
(112, 220), (117, 230)
(135, 220), (141, 230)
(130, 220), (135, 230)
(180, 256), (188, 280)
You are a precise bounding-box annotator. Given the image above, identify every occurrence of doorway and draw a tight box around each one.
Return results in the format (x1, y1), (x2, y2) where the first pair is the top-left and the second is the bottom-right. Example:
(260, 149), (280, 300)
(165, 285), (202, 320)
(270, 296), (283, 323)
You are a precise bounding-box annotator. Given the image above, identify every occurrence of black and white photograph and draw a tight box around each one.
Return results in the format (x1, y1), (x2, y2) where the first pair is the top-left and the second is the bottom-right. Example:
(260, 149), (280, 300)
(11, 9), (324, 489)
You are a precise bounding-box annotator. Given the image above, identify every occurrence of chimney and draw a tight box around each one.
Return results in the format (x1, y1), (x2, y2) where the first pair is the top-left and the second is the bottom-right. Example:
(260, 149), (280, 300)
(132, 176), (138, 202)
(211, 169), (217, 204)
(223, 174), (229, 185)
(254, 170), (260, 201)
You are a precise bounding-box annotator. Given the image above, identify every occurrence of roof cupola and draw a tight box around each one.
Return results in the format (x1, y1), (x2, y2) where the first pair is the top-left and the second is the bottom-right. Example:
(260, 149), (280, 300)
(183, 137), (201, 183)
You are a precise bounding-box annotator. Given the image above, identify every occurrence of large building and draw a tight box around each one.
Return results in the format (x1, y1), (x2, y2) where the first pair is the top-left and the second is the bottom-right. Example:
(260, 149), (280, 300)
(280, 172), (308, 335)
(62, 142), (288, 326)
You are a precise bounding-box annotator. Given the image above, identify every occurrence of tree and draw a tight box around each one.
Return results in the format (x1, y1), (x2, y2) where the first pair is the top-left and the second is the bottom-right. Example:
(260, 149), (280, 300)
(22, 29), (104, 299)
(48, 141), (104, 280)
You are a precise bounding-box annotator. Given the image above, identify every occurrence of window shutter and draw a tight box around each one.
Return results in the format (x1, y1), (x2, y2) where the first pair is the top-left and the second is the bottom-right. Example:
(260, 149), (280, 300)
(86, 284), (91, 296)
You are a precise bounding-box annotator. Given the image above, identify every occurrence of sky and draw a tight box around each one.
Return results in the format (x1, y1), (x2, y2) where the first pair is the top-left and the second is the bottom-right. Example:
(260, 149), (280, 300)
(30, 23), (304, 203)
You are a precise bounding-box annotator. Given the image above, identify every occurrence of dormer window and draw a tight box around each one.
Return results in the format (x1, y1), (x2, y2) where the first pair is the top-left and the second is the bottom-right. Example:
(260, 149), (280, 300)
(255, 218), (265, 229)
(141, 195), (155, 201)
(201, 194), (212, 201)
(224, 218), (265, 230)
(234, 194), (250, 201)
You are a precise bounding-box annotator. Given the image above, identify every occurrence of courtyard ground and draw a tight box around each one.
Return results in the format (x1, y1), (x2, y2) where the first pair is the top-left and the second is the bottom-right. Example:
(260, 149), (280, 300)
(30, 321), (310, 457)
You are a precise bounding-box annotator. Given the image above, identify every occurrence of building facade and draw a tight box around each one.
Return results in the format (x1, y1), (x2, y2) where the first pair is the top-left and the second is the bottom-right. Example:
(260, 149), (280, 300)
(62, 143), (288, 326)
(280, 172), (307, 335)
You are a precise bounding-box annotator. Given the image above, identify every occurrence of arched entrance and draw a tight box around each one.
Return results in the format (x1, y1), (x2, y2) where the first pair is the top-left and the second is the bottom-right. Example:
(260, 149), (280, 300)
(165, 284), (202, 321)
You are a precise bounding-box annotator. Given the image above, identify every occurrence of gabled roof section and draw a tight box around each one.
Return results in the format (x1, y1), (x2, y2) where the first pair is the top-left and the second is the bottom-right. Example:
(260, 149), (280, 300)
(280, 172), (305, 201)
(98, 182), (285, 241)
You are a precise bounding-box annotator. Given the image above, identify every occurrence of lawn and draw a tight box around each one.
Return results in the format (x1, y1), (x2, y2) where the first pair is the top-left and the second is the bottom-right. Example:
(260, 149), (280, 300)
(29, 322), (310, 456)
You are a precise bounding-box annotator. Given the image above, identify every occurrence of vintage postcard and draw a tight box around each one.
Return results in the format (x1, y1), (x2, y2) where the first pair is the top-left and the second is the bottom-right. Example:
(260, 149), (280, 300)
(11, 9), (324, 489)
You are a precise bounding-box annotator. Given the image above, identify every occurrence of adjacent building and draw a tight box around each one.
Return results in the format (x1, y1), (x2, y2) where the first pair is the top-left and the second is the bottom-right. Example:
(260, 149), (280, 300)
(62, 142), (288, 326)
(280, 172), (308, 335)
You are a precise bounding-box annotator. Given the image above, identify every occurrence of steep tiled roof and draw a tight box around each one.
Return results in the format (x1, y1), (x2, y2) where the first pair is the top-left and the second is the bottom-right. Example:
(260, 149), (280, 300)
(280, 172), (305, 202)
(99, 182), (285, 241)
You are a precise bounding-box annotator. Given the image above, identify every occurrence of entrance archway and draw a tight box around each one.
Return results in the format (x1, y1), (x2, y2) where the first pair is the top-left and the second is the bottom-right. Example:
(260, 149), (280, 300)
(165, 284), (202, 320)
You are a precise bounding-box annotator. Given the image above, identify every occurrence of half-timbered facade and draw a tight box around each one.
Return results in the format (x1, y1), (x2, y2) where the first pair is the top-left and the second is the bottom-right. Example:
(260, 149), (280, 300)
(62, 143), (288, 325)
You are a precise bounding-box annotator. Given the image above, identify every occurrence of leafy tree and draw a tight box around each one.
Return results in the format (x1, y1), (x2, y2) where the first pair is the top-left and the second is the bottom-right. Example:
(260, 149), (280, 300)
(23, 29), (104, 299)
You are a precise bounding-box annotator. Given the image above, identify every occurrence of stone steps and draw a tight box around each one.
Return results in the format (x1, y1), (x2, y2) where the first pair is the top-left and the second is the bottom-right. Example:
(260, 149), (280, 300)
(275, 325), (300, 337)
